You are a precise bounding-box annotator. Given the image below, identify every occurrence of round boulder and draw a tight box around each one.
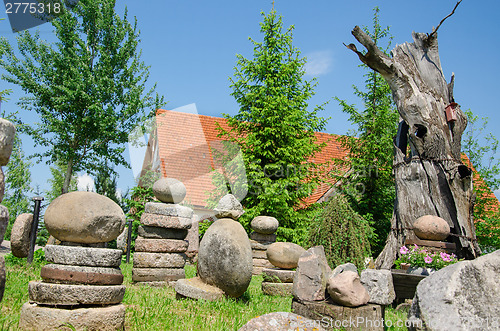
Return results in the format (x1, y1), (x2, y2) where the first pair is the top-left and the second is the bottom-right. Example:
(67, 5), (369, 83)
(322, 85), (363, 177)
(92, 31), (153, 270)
(214, 194), (244, 220)
(250, 216), (279, 234)
(266, 242), (306, 269)
(152, 178), (186, 204)
(44, 191), (125, 244)
(413, 215), (450, 241)
(197, 218), (252, 298)
(11, 213), (34, 258)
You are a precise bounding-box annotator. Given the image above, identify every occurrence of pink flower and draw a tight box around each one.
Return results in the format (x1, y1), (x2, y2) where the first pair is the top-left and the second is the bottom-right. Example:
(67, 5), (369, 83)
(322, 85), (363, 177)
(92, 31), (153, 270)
(400, 246), (409, 255)
(424, 256), (433, 264)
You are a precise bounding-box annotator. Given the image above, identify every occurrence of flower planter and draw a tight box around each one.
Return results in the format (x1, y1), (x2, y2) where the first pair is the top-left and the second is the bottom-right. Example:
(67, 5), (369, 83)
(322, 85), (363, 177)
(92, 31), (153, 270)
(391, 269), (427, 305)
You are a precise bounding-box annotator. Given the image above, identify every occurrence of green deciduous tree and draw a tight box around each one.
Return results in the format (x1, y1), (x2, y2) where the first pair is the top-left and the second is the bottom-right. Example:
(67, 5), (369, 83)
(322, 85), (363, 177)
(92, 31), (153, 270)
(462, 109), (500, 252)
(0, 0), (163, 193)
(45, 161), (77, 202)
(334, 8), (398, 256)
(220, 10), (328, 244)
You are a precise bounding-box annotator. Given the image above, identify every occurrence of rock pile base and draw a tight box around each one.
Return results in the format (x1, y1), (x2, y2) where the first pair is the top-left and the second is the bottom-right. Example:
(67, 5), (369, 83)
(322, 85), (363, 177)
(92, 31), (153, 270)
(249, 216), (279, 275)
(19, 245), (126, 331)
(261, 268), (294, 296)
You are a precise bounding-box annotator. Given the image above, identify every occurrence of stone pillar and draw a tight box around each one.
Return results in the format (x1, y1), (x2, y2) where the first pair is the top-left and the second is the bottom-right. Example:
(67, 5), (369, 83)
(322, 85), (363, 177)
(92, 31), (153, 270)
(249, 216), (278, 275)
(132, 178), (192, 286)
(19, 191), (127, 330)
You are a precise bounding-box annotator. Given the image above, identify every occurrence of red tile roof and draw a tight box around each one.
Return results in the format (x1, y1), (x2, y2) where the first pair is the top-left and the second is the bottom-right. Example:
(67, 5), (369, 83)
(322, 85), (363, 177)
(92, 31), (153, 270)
(154, 109), (349, 209)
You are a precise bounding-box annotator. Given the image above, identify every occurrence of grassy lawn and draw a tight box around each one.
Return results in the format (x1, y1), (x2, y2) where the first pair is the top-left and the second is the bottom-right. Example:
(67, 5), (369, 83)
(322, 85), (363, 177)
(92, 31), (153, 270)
(0, 254), (408, 330)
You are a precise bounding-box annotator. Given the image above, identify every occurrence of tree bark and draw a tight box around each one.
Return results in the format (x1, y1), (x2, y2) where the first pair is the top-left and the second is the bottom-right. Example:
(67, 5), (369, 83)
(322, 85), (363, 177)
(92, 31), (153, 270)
(62, 159), (73, 194)
(347, 25), (481, 269)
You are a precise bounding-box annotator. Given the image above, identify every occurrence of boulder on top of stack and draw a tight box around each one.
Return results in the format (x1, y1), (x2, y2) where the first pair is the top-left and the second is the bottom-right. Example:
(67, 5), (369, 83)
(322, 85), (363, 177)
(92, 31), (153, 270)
(19, 191), (127, 331)
(175, 194), (253, 301)
(261, 242), (305, 296)
(214, 194), (244, 220)
(132, 178), (192, 286)
(250, 216), (278, 274)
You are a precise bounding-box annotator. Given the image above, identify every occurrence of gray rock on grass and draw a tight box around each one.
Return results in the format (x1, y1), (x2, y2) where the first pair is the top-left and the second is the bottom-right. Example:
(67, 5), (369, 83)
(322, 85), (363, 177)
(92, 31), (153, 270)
(10, 213), (33, 258)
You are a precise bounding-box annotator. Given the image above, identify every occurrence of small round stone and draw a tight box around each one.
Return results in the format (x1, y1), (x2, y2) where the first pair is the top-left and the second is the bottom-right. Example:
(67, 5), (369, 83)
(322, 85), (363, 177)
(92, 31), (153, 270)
(19, 302), (126, 331)
(413, 215), (450, 241)
(132, 267), (185, 282)
(250, 216), (279, 234)
(10, 213), (33, 258)
(44, 191), (125, 243)
(152, 178), (186, 203)
(213, 194), (244, 220)
(44, 245), (122, 268)
(28, 281), (125, 306)
(41, 264), (123, 285)
(266, 242), (306, 269)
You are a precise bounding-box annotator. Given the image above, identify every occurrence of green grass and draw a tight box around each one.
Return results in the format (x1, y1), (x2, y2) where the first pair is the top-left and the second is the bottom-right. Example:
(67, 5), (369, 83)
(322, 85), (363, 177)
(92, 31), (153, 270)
(0, 254), (408, 330)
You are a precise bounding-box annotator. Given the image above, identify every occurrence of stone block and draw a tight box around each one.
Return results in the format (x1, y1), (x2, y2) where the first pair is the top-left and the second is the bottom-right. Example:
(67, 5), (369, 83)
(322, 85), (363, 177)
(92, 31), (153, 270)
(144, 202), (193, 219)
(174, 277), (224, 301)
(44, 245), (122, 268)
(261, 282), (293, 296)
(133, 252), (186, 268)
(132, 267), (185, 282)
(262, 268), (295, 283)
(134, 237), (188, 253)
(41, 264), (123, 285)
(138, 225), (188, 240)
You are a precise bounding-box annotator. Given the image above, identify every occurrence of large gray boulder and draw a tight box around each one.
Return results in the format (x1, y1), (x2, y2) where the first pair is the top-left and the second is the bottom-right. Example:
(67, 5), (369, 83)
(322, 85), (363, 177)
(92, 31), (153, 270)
(0, 205), (9, 246)
(293, 245), (332, 302)
(0, 118), (16, 166)
(360, 269), (396, 306)
(266, 242), (306, 269)
(197, 218), (252, 298)
(408, 250), (500, 331)
(44, 191), (125, 243)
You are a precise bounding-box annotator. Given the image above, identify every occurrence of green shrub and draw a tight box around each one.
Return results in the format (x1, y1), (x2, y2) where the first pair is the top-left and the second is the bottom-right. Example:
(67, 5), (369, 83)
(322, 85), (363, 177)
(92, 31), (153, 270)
(309, 194), (372, 270)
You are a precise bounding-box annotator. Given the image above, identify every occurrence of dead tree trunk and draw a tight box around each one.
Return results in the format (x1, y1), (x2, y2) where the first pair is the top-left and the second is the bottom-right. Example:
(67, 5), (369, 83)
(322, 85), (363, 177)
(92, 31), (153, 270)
(346, 10), (481, 269)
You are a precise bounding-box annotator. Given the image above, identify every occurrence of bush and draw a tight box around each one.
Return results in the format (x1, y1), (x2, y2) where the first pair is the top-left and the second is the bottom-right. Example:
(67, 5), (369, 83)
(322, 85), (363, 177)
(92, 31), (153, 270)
(309, 194), (372, 270)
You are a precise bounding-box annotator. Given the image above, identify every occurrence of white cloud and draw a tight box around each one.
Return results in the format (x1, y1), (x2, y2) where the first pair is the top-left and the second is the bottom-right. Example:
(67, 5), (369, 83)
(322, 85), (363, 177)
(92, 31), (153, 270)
(77, 173), (95, 192)
(304, 51), (333, 76)
(494, 189), (500, 200)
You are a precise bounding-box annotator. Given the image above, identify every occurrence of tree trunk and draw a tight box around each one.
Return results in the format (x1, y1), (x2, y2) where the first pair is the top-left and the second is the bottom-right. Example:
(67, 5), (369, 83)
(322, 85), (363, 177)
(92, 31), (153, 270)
(347, 26), (481, 269)
(62, 159), (73, 194)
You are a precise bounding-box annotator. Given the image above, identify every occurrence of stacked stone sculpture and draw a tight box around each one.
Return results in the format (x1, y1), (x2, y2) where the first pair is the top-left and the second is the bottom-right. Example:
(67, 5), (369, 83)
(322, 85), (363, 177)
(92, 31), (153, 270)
(0, 117), (15, 303)
(250, 216), (278, 274)
(175, 194), (253, 301)
(291, 246), (388, 331)
(132, 178), (192, 286)
(261, 242), (305, 296)
(19, 191), (127, 331)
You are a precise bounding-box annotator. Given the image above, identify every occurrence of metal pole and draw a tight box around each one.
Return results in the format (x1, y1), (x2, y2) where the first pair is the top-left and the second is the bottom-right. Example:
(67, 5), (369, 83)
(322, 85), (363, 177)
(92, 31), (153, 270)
(125, 219), (133, 263)
(27, 196), (44, 264)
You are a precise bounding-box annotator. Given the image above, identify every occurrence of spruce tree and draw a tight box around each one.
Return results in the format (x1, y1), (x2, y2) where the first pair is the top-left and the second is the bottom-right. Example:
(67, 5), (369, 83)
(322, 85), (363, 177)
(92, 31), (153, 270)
(334, 8), (399, 256)
(220, 10), (327, 244)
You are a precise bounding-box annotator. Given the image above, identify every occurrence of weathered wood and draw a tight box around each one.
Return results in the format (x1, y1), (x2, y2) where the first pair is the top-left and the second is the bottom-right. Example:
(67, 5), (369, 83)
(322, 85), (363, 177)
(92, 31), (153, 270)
(347, 2), (481, 268)
(405, 238), (456, 250)
(391, 270), (426, 301)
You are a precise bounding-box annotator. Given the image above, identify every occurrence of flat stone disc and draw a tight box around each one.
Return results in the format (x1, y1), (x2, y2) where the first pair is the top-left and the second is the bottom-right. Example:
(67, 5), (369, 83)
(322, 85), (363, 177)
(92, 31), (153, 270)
(174, 277), (224, 301)
(132, 267), (185, 282)
(138, 225), (188, 239)
(134, 237), (188, 253)
(140, 213), (192, 230)
(41, 264), (123, 285)
(262, 268), (296, 283)
(144, 202), (193, 219)
(133, 252), (186, 268)
(44, 245), (122, 268)
(28, 281), (125, 306)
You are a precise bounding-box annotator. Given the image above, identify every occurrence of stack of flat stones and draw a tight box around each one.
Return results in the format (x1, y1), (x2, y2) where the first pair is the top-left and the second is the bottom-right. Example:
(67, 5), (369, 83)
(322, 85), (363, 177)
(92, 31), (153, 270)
(19, 191), (127, 331)
(0, 118), (15, 303)
(261, 242), (305, 296)
(250, 216), (278, 275)
(132, 178), (192, 286)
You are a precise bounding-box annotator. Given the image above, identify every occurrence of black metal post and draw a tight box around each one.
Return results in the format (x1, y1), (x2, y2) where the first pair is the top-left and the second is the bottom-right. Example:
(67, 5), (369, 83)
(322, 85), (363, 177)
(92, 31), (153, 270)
(27, 196), (44, 264)
(126, 219), (133, 263)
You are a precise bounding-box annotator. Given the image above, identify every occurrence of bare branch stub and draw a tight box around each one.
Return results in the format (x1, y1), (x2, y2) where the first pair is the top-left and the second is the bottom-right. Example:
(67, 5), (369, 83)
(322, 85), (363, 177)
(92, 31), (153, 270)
(428, 0), (463, 39)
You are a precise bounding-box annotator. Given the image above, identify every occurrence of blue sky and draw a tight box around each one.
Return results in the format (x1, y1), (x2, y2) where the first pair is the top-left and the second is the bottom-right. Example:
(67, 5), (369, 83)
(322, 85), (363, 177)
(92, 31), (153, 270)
(1, 0), (499, 199)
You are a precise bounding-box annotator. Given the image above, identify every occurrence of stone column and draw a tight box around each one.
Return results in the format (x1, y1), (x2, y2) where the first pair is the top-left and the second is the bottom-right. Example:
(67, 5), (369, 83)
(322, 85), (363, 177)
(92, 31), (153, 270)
(18, 191), (127, 331)
(132, 178), (192, 286)
(249, 216), (278, 275)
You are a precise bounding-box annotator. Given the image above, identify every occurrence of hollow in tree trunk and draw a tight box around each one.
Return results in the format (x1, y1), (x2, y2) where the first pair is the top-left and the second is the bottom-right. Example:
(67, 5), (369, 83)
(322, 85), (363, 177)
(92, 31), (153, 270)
(346, 10), (481, 269)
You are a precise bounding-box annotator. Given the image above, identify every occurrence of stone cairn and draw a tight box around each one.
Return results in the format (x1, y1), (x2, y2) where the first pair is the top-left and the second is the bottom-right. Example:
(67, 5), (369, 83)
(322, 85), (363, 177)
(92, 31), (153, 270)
(250, 216), (278, 275)
(291, 246), (395, 331)
(0, 117), (15, 303)
(261, 242), (305, 297)
(175, 194), (253, 301)
(19, 191), (127, 331)
(132, 178), (192, 286)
